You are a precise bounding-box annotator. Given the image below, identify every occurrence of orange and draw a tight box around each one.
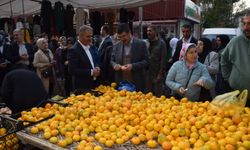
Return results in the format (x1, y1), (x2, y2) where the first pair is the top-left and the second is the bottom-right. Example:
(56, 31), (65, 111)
(162, 141), (172, 150)
(49, 136), (58, 144)
(105, 140), (114, 147)
(116, 138), (124, 144)
(147, 140), (157, 148)
(131, 137), (140, 145)
(65, 137), (73, 145)
(73, 135), (81, 142)
(58, 140), (67, 148)
(30, 126), (39, 134)
(242, 141), (250, 149)
(43, 132), (51, 139)
(94, 145), (103, 150)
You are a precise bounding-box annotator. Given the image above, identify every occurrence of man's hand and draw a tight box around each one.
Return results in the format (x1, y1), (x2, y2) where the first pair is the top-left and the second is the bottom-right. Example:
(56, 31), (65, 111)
(168, 58), (173, 63)
(0, 107), (12, 114)
(93, 67), (100, 77)
(0, 63), (7, 68)
(64, 61), (69, 65)
(121, 64), (132, 72)
(114, 64), (122, 71)
(20, 54), (29, 60)
(154, 74), (162, 83)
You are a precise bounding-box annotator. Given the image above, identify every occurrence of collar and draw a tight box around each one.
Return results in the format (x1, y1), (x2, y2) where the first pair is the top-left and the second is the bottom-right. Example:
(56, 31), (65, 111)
(102, 35), (110, 40)
(0, 46), (3, 52)
(182, 35), (192, 43)
(17, 41), (25, 46)
(78, 40), (90, 50)
(184, 59), (198, 69)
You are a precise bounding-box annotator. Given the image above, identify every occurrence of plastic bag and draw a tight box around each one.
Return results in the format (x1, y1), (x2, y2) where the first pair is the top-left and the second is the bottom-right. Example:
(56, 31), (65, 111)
(209, 90), (248, 114)
(117, 80), (136, 92)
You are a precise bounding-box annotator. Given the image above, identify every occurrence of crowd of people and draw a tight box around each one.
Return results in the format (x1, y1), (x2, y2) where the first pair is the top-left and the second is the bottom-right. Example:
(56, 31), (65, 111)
(0, 11), (249, 113)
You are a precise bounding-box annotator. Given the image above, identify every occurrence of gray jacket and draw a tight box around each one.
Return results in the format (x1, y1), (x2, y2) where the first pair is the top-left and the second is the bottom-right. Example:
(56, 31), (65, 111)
(166, 60), (214, 101)
(111, 38), (149, 92)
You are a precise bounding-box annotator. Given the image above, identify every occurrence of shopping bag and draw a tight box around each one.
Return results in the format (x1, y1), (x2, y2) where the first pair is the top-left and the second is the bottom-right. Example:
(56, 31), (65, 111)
(209, 90), (248, 114)
(117, 80), (136, 92)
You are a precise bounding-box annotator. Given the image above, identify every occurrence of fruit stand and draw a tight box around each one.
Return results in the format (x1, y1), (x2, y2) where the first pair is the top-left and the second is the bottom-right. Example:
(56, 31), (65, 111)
(3, 84), (250, 150)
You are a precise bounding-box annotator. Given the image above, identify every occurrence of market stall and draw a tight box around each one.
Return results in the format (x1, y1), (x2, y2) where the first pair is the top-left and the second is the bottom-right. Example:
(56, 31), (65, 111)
(1, 84), (249, 150)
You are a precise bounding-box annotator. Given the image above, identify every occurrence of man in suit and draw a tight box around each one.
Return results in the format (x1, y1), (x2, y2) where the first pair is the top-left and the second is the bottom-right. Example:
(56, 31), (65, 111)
(10, 28), (34, 70)
(98, 25), (114, 85)
(111, 23), (149, 92)
(68, 25), (100, 91)
(170, 24), (197, 64)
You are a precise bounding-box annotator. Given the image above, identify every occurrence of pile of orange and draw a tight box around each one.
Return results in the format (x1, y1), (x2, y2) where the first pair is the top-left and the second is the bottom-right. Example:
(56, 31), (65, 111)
(18, 83), (250, 150)
(0, 128), (19, 150)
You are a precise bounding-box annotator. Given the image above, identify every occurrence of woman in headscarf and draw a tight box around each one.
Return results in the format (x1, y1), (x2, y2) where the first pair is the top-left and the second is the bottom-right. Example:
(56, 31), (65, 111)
(165, 43), (214, 101)
(213, 35), (231, 95)
(197, 38), (219, 99)
(214, 34), (230, 54)
(33, 38), (56, 97)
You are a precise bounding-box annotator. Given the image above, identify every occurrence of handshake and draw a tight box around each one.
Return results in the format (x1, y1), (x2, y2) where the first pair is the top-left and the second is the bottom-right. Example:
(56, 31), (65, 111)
(114, 64), (132, 72)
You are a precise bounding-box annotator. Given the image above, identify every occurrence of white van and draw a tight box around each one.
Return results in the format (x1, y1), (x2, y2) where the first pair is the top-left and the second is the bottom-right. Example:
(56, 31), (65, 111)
(202, 28), (241, 41)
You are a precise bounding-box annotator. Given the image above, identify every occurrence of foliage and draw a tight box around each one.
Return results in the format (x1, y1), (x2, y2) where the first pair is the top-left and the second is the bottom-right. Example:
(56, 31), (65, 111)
(198, 0), (246, 28)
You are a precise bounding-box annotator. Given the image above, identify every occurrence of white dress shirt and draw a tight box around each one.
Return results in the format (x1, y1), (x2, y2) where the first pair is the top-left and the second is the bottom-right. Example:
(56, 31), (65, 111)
(0, 46), (3, 54)
(18, 43), (29, 65)
(78, 40), (96, 79)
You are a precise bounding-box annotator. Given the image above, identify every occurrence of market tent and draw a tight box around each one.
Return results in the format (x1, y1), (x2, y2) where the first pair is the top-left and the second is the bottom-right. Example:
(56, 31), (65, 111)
(0, 0), (160, 18)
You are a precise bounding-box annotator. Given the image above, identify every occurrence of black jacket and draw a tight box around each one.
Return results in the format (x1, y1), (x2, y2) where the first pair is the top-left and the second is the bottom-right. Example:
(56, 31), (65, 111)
(1, 69), (48, 113)
(0, 44), (11, 86)
(98, 36), (114, 84)
(172, 36), (197, 63)
(10, 42), (34, 67)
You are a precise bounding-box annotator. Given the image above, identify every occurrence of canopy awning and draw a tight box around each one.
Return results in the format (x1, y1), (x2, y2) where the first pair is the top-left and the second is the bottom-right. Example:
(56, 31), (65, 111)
(0, 0), (160, 18)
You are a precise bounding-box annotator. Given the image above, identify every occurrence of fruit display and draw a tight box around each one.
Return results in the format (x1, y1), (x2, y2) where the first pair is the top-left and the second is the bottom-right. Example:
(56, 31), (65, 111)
(0, 128), (19, 150)
(17, 84), (250, 150)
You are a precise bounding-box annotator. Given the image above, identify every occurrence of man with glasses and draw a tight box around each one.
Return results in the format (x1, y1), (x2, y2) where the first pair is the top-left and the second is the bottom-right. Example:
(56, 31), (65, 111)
(111, 23), (149, 92)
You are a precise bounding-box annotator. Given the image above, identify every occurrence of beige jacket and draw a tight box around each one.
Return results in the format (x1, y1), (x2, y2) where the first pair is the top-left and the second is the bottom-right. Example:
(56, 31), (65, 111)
(33, 49), (55, 92)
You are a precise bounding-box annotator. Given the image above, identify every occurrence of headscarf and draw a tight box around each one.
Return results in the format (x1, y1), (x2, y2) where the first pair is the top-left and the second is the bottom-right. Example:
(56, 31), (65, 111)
(169, 38), (178, 57)
(198, 38), (212, 63)
(179, 43), (196, 61)
(215, 34), (230, 52)
(182, 43), (197, 69)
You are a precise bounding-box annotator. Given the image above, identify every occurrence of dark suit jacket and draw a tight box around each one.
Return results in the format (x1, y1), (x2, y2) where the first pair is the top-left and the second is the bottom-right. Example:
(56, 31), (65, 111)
(10, 42), (34, 68)
(0, 44), (11, 86)
(172, 36), (197, 63)
(98, 36), (113, 56)
(111, 38), (149, 92)
(68, 41), (100, 90)
(98, 36), (114, 84)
